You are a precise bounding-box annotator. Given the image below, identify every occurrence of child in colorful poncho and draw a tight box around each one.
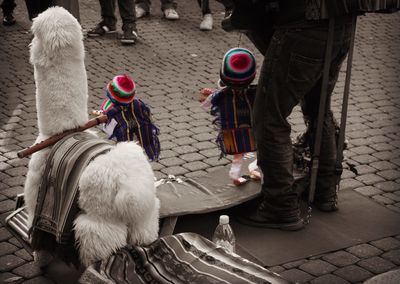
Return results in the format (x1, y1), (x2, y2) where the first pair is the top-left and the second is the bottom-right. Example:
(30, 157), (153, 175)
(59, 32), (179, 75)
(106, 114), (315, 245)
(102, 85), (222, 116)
(201, 48), (260, 185)
(95, 74), (160, 161)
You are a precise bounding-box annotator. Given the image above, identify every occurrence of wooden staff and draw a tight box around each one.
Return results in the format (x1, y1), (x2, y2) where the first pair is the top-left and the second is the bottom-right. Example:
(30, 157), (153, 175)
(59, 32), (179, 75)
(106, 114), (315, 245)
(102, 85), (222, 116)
(17, 115), (108, 158)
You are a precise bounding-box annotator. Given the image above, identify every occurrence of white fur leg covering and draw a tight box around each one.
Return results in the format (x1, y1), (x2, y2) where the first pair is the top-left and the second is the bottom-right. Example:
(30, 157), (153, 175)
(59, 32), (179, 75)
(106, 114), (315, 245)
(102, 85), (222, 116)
(74, 214), (128, 267)
(24, 149), (50, 227)
(127, 197), (160, 246)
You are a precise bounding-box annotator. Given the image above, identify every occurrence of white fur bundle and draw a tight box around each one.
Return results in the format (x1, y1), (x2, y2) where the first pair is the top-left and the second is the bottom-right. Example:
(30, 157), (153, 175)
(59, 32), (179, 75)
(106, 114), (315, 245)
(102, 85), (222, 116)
(25, 6), (159, 267)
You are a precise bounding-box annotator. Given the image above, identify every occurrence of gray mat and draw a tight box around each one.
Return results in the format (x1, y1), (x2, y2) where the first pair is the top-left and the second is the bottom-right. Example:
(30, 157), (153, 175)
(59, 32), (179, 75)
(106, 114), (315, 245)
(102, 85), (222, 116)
(174, 189), (400, 267)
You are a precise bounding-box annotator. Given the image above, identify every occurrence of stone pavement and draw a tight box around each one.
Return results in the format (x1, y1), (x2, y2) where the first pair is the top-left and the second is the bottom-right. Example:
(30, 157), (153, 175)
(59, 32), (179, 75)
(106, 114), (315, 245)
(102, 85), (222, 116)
(0, 0), (399, 283)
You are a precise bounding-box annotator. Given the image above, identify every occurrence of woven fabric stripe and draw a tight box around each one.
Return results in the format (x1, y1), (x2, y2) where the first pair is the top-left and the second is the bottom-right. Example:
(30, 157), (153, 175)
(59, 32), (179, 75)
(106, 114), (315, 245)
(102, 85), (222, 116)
(105, 100), (160, 161)
(145, 236), (231, 284)
(212, 88), (256, 129)
(135, 246), (174, 283)
(161, 235), (250, 284)
(81, 233), (288, 284)
(183, 234), (284, 283)
(175, 234), (276, 284)
(133, 100), (159, 160)
(222, 129), (238, 154)
(211, 87), (256, 155)
(56, 142), (113, 242)
(233, 128), (256, 154)
(32, 132), (114, 245)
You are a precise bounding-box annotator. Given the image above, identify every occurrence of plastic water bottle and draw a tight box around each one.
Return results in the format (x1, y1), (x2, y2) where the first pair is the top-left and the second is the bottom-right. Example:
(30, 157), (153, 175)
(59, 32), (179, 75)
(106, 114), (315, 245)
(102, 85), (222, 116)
(212, 215), (236, 254)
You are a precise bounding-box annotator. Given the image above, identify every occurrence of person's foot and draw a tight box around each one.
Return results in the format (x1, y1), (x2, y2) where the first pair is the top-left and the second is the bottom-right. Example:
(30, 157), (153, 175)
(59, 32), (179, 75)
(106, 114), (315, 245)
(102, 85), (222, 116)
(135, 6), (149, 19)
(164, 8), (179, 20)
(232, 176), (250, 186)
(314, 191), (338, 212)
(200, 13), (213, 31)
(120, 26), (138, 45)
(3, 13), (16, 26)
(87, 22), (116, 37)
(237, 199), (304, 231)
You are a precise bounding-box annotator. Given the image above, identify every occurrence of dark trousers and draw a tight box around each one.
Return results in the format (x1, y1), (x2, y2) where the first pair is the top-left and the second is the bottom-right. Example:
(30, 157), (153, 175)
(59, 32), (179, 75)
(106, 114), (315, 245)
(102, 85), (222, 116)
(135, 0), (176, 11)
(24, 0), (52, 20)
(100, 0), (136, 29)
(197, 0), (210, 15)
(1, 0), (16, 14)
(197, 0), (233, 16)
(252, 18), (352, 209)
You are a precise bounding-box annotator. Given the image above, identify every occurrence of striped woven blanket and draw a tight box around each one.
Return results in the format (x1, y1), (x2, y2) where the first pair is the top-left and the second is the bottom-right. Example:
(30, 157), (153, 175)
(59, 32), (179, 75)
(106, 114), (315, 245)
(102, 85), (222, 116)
(30, 132), (114, 265)
(80, 233), (289, 284)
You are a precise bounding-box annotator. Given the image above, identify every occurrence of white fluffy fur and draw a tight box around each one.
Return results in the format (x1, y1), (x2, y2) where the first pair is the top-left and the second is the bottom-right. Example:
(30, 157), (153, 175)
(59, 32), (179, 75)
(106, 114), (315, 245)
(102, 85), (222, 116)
(26, 6), (159, 267)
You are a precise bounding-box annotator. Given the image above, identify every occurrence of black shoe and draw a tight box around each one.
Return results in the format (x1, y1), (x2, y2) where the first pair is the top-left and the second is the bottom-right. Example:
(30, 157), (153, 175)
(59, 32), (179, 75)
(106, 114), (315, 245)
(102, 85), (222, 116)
(120, 27), (137, 45)
(3, 13), (16, 26)
(237, 199), (304, 231)
(314, 193), (338, 212)
(87, 22), (116, 37)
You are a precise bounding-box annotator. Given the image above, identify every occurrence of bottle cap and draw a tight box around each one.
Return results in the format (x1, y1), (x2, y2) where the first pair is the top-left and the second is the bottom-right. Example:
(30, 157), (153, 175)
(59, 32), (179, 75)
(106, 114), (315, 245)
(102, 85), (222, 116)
(219, 215), (229, 225)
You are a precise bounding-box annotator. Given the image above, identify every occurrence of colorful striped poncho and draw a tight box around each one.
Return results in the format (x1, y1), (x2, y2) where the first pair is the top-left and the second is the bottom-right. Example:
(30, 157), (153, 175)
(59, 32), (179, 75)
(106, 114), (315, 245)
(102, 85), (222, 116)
(211, 86), (257, 156)
(104, 99), (160, 161)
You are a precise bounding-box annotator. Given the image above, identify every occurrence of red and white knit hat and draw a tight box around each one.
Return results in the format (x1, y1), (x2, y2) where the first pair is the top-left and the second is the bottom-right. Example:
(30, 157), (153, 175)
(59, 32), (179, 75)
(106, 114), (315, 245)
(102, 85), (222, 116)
(105, 74), (136, 105)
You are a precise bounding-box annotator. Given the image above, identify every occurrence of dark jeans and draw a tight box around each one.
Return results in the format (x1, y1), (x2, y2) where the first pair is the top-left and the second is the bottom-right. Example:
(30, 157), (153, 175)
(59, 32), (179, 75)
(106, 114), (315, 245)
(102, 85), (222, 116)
(1, 0), (16, 14)
(197, 0), (233, 15)
(252, 17), (352, 208)
(99, 0), (136, 29)
(135, 0), (176, 12)
(197, 0), (210, 15)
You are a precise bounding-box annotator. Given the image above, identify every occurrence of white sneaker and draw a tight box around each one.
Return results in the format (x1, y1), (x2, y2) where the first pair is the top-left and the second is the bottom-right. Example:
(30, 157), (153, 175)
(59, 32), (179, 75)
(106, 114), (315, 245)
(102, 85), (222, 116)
(135, 6), (149, 19)
(164, 8), (179, 20)
(200, 13), (213, 31)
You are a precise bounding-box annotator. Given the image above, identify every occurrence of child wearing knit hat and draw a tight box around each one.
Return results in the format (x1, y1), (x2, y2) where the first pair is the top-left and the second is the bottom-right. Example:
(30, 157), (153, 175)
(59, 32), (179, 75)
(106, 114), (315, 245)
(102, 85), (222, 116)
(201, 47), (260, 185)
(94, 74), (160, 161)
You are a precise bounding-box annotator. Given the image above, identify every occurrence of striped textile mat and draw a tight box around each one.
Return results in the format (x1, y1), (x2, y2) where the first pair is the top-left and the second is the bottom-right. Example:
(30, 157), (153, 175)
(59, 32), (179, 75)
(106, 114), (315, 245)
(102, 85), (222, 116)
(79, 232), (289, 284)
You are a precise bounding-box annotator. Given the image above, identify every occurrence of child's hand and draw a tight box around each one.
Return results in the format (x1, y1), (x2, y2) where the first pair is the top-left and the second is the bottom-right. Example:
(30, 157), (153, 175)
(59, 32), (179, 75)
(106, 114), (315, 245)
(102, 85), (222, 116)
(199, 88), (213, 102)
(91, 110), (104, 116)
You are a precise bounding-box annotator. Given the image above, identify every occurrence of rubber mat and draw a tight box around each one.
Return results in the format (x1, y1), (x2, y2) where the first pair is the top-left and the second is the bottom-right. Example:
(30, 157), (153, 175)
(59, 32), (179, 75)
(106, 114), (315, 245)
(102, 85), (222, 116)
(173, 189), (400, 267)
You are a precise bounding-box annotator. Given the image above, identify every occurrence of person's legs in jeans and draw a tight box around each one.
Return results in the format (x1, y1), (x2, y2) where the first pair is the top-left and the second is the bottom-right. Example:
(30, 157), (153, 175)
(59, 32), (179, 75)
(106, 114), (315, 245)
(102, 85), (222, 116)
(216, 0), (233, 12)
(1, 0), (15, 14)
(160, 0), (176, 11)
(1, 0), (16, 25)
(249, 30), (313, 230)
(118, 0), (138, 44)
(135, 0), (151, 13)
(198, 0), (212, 30)
(161, 0), (178, 19)
(301, 27), (351, 211)
(99, 0), (117, 28)
(87, 0), (117, 36)
(239, 23), (351, 230)
(197, 0), (211, 15)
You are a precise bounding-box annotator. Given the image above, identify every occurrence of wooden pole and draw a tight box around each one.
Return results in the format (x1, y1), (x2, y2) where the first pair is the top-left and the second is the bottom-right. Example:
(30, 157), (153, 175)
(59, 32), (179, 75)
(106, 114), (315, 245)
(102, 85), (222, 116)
(17, 115), (108, 158)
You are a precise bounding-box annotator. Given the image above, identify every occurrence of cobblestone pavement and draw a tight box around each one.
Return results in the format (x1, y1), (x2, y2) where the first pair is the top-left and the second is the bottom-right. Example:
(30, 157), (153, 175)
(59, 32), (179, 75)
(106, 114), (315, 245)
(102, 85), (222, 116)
(1, 1), (399, 283)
